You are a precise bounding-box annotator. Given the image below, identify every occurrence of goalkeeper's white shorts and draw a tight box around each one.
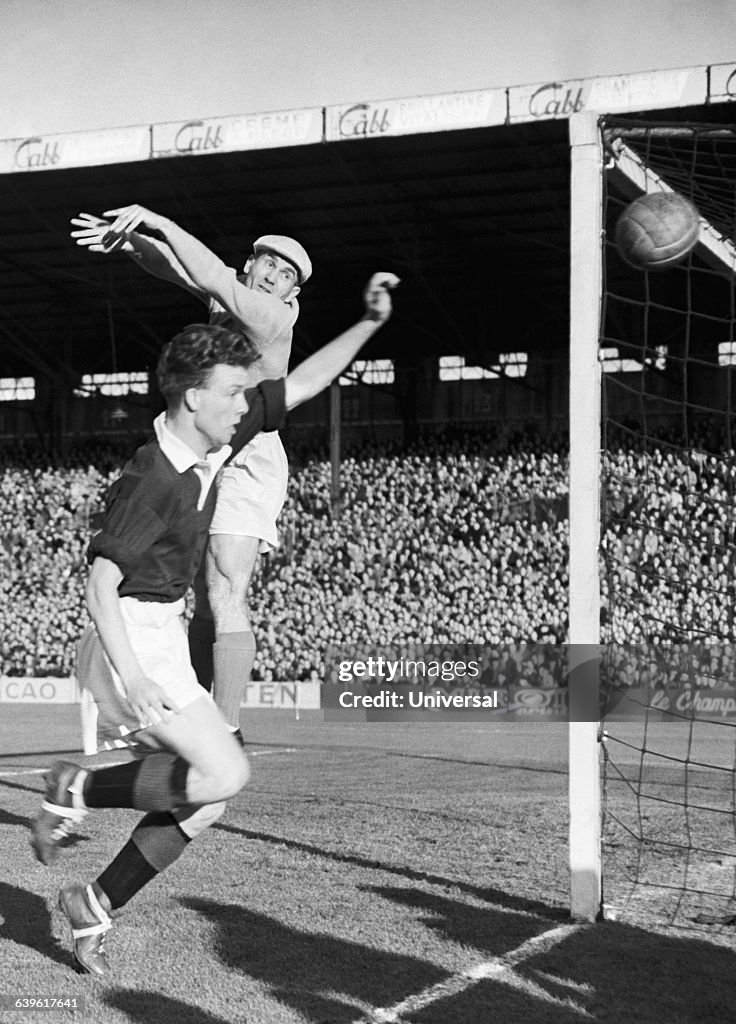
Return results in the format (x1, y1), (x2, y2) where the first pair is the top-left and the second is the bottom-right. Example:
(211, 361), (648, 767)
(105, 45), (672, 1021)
(209, 430), (288, 553)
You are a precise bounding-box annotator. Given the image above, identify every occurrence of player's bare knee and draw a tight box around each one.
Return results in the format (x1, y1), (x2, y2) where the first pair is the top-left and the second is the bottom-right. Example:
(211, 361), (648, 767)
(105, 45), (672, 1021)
(189, 740), (249, 801)
(215, 749), (250, 799)
(174, 800), (227, 838)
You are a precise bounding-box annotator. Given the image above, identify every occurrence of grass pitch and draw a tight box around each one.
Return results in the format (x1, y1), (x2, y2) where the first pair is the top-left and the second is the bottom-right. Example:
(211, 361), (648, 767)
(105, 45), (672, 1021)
(0, 707), (734, 1023)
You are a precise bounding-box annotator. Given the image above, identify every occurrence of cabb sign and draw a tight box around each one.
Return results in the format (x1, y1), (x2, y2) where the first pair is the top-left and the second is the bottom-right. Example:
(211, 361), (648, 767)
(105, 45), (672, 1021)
(151, 108), (322, 159)
(0, 127), (150, 174)
(325, 88), (505, 142)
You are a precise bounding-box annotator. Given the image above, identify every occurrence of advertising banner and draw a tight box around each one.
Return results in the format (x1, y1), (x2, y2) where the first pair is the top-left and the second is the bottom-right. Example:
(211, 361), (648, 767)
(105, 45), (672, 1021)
(609, 685), (736, 722)
(0, 677), (80, 703)
(152, 108), (323, 159)
(509, 67), (706, 123)
(241, 681), (320, 710)
(708, 62), (736, 104)
(325, 88), (506, 142)
(0, 126), (150, 173)
(0, 677), (319, 708)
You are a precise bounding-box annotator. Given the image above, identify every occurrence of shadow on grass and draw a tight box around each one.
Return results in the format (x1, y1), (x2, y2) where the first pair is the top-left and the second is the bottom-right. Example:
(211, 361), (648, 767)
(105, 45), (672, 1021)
(180, 884), (736, 1024)
(401, 915), (736, 1024)
(0, 776), (46, 797)
(369, 885), (556, 956)
(367, 886), (736, 1024)
(0, 881), (72, 969)
(179, 894), (552, 1024)
(103, 990), (235, 1024)
(0, 806), (31, 827)
(213, 820), (563, 919)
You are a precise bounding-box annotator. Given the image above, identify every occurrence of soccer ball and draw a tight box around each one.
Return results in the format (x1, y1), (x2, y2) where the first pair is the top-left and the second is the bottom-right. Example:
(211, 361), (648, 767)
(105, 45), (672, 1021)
(614, 192), (700, 271)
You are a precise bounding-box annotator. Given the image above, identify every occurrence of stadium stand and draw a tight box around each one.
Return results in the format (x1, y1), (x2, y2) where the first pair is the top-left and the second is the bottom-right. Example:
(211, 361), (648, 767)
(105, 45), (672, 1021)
(1, 422), (734, 684)
(0, 429), (568, 680)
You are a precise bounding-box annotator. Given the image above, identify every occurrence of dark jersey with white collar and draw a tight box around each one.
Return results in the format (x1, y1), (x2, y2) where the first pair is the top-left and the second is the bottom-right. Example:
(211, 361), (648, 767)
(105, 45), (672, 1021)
(87, 379), (286, 601)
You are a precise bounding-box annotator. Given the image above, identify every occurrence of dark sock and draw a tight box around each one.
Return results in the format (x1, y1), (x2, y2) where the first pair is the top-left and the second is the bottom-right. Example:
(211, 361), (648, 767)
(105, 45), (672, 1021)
(95, 812), (191, 912)
(83, 754), (189, 811)
(188, 613), (216, 692)
(213, 631), (256, 729)
(95, 842), (157, 912)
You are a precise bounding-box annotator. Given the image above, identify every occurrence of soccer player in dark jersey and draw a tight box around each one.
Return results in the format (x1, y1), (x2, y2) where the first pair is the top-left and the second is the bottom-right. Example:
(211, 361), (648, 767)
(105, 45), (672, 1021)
(31, 271), (398, 976)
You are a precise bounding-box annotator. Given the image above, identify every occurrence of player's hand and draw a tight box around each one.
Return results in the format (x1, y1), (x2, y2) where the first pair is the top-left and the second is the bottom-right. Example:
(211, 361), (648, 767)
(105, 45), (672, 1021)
(71, 212), (132, 254)
(363, 272), (400, 324)
(103, 204), (170, 238)
(123, 673), (181, 729)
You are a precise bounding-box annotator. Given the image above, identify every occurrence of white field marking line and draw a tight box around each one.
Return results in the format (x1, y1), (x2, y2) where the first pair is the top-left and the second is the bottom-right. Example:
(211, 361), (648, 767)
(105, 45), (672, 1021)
(358, 922), (592, 1024)
(0, 747), (298, 779)
(250, 747), (298, 757)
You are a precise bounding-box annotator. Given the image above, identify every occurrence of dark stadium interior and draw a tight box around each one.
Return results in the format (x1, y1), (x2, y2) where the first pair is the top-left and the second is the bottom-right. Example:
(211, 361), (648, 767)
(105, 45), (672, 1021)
(3, 99), (736, 397)
(1, 118), (567, 382)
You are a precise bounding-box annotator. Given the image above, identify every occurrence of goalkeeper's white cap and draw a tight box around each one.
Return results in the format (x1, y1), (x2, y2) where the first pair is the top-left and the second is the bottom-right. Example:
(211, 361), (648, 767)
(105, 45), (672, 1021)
(253, 235), (312, 284)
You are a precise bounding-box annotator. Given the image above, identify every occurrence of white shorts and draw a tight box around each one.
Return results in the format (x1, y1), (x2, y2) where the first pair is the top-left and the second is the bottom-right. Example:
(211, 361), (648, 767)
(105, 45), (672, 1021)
(209, 430), (289, 553)
(76, 596), (211, 752)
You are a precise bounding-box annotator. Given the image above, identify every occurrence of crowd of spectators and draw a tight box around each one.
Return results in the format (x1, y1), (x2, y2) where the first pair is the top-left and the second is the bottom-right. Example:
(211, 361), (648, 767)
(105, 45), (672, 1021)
(0, 442), (124, 677)
(602, 426), (736, 645)
(1, 421), (735, 685)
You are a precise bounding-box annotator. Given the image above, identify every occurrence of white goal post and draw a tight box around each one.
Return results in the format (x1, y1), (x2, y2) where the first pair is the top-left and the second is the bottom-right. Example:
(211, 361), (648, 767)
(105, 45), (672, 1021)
(568, 111), (604, 922)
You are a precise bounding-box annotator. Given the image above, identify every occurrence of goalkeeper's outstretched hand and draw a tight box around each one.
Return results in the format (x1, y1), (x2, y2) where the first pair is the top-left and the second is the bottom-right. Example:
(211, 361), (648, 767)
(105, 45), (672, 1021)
(71, 212), (130, 255)
(363, 272), (400, 324)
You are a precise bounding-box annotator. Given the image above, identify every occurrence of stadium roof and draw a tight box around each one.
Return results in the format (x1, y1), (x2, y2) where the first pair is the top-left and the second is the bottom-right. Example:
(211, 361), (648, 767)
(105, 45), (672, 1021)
(2, 62), (736, 384)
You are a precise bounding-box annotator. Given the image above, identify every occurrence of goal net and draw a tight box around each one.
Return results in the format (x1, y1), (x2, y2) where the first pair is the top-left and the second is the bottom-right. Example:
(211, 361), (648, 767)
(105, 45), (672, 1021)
(569, 113), (736, 929)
